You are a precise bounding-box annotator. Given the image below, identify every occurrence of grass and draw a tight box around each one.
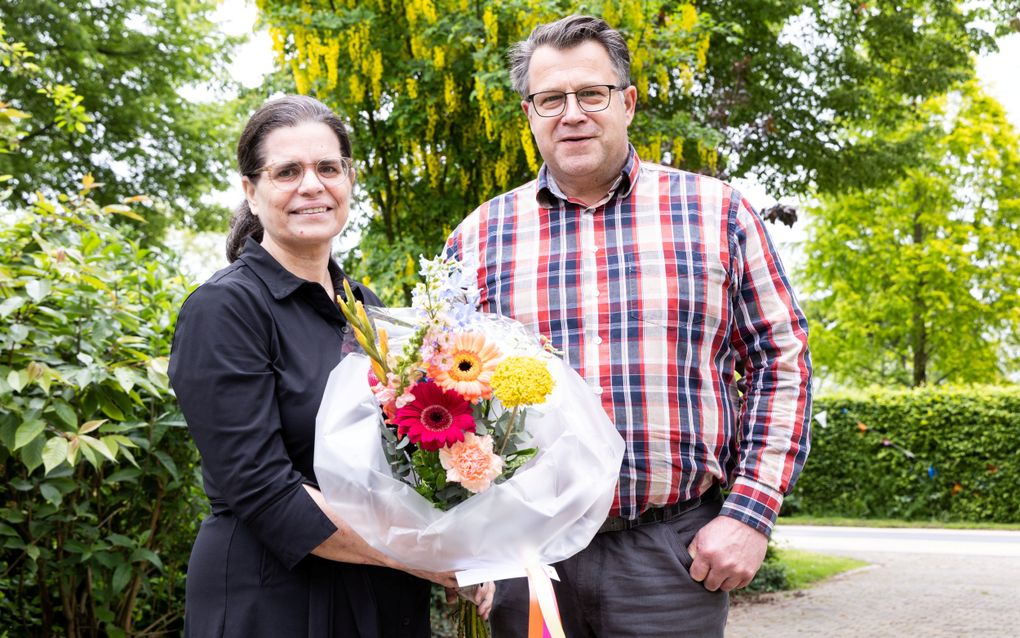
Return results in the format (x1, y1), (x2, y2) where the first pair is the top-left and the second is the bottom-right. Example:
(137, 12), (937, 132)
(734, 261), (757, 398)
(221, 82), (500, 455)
(778, 515), (1020, 531)
(775, 547), (869, 590)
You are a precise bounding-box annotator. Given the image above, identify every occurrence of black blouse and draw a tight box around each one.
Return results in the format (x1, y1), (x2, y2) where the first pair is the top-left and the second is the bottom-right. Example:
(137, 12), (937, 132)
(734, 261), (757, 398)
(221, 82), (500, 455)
(169, 239), (429, 637)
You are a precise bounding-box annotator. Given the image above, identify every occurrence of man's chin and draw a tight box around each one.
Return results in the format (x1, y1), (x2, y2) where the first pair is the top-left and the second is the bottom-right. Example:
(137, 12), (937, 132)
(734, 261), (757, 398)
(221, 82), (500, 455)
(550, 155), (602, 179)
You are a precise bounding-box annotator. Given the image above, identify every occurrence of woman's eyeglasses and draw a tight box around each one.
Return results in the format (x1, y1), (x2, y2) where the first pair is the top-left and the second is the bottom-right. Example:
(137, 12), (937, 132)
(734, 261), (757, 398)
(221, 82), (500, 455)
(252, 157), (353, 190)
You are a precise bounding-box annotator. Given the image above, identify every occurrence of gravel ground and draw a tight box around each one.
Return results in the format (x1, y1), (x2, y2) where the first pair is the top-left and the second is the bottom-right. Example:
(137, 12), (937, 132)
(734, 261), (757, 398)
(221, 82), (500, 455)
(725, 551), (1020, 637)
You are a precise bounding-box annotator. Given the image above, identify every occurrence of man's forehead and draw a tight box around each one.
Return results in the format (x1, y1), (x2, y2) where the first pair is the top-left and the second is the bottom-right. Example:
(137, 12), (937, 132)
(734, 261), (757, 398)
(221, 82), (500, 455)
(527, 41), (616, 88)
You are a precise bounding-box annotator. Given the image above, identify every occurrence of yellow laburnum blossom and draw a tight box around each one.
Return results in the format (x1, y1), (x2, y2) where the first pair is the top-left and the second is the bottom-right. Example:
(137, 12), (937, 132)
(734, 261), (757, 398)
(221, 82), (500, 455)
(672, 136), (685, 164)
(520, 120), (539, 173)
(269, 27), (287, 65)
(491, 356), (555, 408)
(482, 6), (498, 42)
(679, 3), (698, 32)
(325, 40), (339, 89)
(291, 60), (310, 94)
(349, 74), (365, 104)
(444, 74), (457, 113)
(370, 50), (384, 103)
(657, 67), (670, 102)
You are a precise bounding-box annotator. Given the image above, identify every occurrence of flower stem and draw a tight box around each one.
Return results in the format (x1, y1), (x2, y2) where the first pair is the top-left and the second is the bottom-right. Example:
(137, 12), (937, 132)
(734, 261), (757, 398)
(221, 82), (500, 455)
(497, 406), (519, 456)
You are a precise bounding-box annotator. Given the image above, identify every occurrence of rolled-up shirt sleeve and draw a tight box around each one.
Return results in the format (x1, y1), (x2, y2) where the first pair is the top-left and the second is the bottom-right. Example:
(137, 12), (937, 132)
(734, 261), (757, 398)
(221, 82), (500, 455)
(169, 282), (337, 569)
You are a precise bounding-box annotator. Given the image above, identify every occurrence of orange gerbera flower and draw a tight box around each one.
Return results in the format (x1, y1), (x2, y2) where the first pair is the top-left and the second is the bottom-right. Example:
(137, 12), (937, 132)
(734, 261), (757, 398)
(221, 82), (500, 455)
(430, 332), (502, 402)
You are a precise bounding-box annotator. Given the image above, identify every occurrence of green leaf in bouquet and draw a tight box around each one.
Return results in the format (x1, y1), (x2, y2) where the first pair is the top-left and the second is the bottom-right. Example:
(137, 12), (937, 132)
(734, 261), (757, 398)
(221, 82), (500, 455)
(395, 436), (411, 450)
(414, 482), (435, 502)
(433, 484), (470, 510)
(503, 448), (538, 475)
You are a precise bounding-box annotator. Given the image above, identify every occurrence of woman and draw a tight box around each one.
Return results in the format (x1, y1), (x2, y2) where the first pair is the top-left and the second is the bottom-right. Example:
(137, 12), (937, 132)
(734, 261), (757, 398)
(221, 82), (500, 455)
(168, 95), (454, 637)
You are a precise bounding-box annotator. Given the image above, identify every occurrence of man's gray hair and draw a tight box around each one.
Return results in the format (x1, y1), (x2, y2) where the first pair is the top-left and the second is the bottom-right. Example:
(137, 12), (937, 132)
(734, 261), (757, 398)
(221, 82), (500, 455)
(508, 15), (631, 98)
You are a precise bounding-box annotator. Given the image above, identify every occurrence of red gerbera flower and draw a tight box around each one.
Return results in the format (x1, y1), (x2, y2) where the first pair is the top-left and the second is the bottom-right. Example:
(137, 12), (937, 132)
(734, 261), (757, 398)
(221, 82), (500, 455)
(392, 380), (475, 451)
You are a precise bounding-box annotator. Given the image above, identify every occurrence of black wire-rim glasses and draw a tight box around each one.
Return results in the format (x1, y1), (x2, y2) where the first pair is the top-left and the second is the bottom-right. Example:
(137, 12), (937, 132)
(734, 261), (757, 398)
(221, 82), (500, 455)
(526, 84), (624, 117)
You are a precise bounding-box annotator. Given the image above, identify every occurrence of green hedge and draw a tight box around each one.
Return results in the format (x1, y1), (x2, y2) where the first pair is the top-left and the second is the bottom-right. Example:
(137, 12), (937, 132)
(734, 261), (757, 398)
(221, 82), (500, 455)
(0, 189), (202, 636)
(788, 386), (1020, 522)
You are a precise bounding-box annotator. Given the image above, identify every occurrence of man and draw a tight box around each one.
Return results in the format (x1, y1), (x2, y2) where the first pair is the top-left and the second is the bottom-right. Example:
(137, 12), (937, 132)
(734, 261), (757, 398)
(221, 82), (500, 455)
(446, 15), (811, 637)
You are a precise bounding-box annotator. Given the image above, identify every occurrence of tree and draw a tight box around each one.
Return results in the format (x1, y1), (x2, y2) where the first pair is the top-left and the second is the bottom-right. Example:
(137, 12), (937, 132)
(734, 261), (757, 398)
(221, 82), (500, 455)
(801, 82), (1020, 387)
(256, 0), (1012, 301)
(0, 1), (241, 233)
(691, 0), (1007, 199)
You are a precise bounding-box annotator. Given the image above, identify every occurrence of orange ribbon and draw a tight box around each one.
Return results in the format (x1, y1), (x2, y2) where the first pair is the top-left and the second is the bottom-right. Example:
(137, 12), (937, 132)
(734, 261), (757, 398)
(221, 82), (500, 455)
(525, 564), (566, 638)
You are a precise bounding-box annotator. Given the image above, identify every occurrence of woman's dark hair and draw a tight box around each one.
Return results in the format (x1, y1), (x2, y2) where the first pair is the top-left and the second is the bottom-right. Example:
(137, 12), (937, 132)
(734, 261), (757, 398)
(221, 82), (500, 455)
(225, 95), (353, 262)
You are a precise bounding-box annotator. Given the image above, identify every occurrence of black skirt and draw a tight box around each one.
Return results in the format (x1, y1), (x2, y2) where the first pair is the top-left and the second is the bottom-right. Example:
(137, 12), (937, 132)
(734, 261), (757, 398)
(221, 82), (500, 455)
(184, 512), (432, 638)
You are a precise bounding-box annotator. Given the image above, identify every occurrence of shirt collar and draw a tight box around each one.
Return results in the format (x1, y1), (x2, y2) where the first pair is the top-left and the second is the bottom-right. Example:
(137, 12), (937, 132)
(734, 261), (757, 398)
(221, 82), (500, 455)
(237, 237), (346, 302)
(536, 144), (641, 208)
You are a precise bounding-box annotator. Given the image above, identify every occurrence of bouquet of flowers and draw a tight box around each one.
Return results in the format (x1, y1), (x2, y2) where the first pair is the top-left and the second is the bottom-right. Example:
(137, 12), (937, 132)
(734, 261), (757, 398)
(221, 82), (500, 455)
(337, 256), (558, 512)
(315, 256), (624, 637)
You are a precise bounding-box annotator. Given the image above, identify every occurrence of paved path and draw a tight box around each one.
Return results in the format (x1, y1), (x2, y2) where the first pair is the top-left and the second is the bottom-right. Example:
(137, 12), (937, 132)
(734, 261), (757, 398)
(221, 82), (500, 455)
(725, 527), (1020, 637)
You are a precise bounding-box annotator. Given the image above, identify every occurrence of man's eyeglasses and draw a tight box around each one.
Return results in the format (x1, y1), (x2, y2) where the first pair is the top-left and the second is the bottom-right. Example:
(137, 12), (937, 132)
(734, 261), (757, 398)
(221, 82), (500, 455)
(526, 85), (624, 118)
(252, 157), (353, 190)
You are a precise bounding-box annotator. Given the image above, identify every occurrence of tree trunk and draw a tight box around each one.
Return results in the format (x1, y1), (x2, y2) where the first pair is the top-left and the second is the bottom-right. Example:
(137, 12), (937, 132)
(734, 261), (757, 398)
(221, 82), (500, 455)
(912, 219), (928, 386)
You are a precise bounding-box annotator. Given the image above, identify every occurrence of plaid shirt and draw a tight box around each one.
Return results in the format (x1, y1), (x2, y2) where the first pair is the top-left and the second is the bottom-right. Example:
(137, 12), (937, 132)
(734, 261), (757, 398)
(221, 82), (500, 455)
(446, 147), (812, 535)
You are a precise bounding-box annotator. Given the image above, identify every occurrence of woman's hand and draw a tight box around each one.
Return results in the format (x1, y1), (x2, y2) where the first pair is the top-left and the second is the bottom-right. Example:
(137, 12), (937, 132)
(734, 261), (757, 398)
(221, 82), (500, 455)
(405, 568), (459, 589)
(304, 485), (459, 587)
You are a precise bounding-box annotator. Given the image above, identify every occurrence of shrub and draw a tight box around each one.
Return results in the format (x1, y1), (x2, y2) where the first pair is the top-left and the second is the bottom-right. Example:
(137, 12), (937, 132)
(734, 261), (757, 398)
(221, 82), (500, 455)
(790, 386), (1020, 522)
(0, 182), (202, 636)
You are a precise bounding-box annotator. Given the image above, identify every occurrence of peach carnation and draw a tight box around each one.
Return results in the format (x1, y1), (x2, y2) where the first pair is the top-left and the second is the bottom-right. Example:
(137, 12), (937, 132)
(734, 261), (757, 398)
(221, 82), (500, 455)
(439, 432), (504, 493)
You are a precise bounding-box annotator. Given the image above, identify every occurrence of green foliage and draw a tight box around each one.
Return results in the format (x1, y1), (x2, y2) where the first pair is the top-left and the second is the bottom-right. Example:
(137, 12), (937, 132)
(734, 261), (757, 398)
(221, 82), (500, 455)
(0, 2), (242, 234)
(0, 39), (200, 630)
(767, 548), (867, 591)
(740, 542), (789, 595)
(790, 386), (1020, 523)
(0, 181), (201, 635)
(802, 82), (1020, 386)
(694, 0), (1002, 196)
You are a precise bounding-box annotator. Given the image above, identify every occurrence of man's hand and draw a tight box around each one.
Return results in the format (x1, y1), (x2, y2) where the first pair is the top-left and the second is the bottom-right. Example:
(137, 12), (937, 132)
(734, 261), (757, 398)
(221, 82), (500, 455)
(687, 516), (768, 592)
(444, 582), (495, 620)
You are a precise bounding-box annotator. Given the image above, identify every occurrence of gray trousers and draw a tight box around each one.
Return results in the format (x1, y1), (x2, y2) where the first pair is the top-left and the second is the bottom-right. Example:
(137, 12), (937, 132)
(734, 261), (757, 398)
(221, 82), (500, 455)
(490, 495), (728, 637)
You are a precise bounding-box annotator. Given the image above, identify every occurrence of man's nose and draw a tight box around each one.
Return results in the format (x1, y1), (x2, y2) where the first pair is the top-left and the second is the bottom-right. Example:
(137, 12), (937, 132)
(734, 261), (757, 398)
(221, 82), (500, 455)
(559, 94), (589, 122)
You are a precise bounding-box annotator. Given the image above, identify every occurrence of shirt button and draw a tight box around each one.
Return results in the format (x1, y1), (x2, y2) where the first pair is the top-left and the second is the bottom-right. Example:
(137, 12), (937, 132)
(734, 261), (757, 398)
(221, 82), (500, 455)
(593, 336), (603, 344)
(594, 386), (604, 395)
(591, 288), (600, 297)
(340, 326), (350, 333)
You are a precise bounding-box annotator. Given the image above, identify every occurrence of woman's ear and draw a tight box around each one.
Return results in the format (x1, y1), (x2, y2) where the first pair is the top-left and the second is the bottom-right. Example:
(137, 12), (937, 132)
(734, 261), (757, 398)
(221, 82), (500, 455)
(242, 175), (258, 216)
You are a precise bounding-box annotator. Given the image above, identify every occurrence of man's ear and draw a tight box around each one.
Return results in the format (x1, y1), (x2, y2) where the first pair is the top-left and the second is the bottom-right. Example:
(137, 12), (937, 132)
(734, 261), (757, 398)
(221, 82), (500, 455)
(521, 100), (530, 117)
(622, 85), (638, 124)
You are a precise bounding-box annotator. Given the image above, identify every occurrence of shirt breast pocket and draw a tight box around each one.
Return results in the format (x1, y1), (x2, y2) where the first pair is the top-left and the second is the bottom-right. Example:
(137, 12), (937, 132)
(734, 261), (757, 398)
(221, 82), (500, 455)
(625, 253), (726, 330)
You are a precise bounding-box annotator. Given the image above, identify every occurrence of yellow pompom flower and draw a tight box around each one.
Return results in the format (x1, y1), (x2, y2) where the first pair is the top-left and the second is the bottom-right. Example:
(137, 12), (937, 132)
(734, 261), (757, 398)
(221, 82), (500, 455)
(491, 356), (555, 408)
